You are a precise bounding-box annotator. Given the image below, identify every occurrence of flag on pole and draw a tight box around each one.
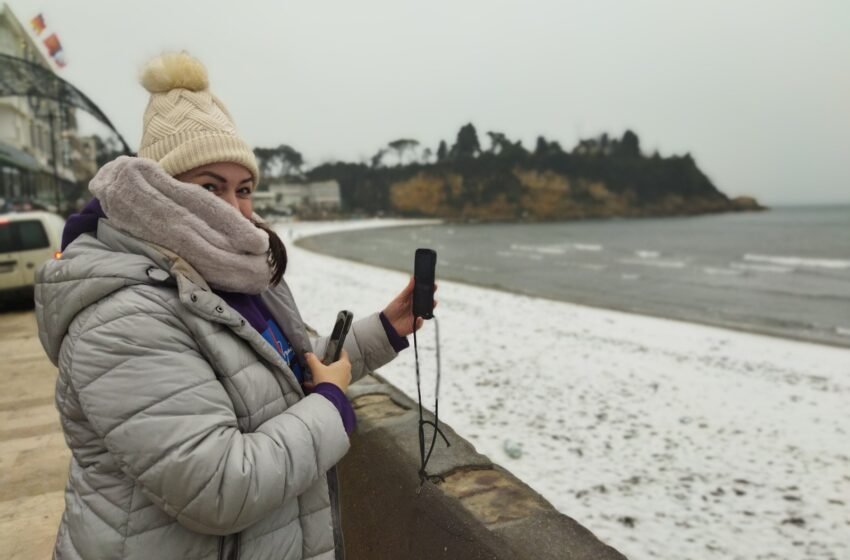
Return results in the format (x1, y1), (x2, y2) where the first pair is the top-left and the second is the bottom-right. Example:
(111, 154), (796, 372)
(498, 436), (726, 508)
(30, 14), (46, 35)
(53, 51), (67, 68)
(43, 33), (62, 57)
(32, 16), (69, 69)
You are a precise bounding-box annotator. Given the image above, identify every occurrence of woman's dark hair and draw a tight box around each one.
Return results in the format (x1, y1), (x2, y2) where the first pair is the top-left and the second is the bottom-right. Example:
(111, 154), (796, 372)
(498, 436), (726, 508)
(253, 221), (287, 286)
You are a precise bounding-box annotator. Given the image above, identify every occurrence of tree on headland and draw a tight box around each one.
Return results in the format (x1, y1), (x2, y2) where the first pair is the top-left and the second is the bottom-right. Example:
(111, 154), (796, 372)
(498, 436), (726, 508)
(436, 140), (448, 162)
(618, 130), (641, 158)
(279, 145), (304, 175)
(486, 131), (527, 160)
(534, 136), (547, 156)
(600, 133), (610, 155)
(253, 144), (304, 185)
(254, 147), (275, 178)
(370, 148), (387, 169)
(387, 138), (420, 166)
(450, 123), (481, 159)
(572, 134), (612, 157)
(487, 130), (525, 156)
(534, 136), (564, 157)
(487, 131), (508, 154)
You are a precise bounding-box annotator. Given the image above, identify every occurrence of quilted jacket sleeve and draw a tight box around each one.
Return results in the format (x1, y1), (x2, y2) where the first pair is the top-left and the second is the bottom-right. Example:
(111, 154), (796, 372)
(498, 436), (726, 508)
(311, 312), (399, 383)
(69, 287), (349, 536)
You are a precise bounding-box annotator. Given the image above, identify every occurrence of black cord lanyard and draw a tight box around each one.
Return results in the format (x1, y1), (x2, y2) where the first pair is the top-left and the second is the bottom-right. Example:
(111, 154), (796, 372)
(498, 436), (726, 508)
(413, 315), (449, 485)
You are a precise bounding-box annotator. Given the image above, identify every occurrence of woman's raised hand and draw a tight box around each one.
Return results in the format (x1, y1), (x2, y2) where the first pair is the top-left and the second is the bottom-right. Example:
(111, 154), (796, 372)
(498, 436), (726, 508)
(382, 277), (438, 338)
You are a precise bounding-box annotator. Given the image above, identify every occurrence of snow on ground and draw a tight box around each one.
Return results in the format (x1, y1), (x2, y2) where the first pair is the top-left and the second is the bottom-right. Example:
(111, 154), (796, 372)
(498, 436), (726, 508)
(277, 219), (850, 560)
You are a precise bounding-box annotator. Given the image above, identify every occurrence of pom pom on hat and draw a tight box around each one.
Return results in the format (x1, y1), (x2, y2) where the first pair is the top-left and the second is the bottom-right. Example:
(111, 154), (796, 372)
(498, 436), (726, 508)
(137, 51), (259, 184)
(140, 51), (209, 93)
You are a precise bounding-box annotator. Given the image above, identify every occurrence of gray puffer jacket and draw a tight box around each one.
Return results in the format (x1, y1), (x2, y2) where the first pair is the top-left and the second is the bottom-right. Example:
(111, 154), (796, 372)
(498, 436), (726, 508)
(35, 219), (398, 560)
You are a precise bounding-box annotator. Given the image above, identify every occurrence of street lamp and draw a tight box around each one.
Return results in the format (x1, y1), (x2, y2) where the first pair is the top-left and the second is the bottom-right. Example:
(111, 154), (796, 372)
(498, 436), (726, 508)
(26, 89), (62, 214)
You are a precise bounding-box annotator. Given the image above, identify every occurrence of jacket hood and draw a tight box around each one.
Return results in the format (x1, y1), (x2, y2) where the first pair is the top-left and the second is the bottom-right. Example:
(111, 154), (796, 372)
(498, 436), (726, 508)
(35, 219), (203, 365)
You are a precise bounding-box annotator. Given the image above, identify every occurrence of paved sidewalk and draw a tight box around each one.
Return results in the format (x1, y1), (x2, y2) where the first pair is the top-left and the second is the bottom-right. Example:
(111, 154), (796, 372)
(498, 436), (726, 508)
(0, 311), (67, 559)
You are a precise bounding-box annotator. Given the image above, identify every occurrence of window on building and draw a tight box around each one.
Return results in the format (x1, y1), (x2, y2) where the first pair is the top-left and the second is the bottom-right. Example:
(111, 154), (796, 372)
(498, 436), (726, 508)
(62, 138), (71, 166)
(2, 168), (22, 198)
(42, 129), (50, 161)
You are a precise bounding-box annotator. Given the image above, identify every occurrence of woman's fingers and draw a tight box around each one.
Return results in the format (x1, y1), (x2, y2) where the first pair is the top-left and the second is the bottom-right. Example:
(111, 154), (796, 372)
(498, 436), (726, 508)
(304, 350), (352, 392)
(304, 352), (321, 368)
(402, 276), (415, 295)
(338, 349), (350, 365)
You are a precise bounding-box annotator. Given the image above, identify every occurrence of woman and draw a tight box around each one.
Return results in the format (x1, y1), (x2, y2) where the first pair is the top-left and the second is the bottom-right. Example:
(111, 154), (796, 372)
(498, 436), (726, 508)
(35, 52), (427, 560)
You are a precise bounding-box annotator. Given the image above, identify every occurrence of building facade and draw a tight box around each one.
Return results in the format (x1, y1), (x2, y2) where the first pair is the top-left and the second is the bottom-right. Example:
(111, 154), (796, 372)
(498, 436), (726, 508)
(0, 3), (94, 213)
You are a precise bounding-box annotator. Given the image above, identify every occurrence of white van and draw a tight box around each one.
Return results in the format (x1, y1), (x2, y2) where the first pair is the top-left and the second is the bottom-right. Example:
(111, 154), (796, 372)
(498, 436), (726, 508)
(0, 212), (65, 298)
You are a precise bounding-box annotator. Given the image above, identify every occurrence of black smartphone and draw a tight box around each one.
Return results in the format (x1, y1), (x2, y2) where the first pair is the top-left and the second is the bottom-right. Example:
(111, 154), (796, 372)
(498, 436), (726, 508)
(413, 248), (437, 320)
(323, 310), (353, 364)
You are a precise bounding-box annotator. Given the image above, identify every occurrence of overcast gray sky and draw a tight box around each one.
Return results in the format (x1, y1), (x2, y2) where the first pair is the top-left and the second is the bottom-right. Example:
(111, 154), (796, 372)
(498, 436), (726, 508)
(9, 0), (849, 204)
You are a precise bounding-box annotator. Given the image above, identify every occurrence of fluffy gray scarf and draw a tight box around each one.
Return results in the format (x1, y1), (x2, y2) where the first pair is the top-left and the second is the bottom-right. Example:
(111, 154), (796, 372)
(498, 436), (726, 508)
(90, 156), (272, 294)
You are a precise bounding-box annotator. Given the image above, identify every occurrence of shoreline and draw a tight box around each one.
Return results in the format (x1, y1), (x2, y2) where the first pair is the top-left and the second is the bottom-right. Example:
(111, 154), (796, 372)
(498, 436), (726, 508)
(294, 223), (850, 350)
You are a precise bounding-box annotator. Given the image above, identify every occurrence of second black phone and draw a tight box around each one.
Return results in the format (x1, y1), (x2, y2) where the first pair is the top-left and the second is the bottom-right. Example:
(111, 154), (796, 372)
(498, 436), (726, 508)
(413, 248), (437, 320)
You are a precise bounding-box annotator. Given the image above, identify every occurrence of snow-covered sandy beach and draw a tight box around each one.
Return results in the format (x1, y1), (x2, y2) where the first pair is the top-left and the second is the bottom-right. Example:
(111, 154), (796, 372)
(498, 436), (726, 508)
(277, 219), (850, 560)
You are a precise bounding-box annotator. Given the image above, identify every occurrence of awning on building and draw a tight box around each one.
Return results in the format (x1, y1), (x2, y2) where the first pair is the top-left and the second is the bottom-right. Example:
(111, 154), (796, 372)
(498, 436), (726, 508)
(0, 141), (40, 171)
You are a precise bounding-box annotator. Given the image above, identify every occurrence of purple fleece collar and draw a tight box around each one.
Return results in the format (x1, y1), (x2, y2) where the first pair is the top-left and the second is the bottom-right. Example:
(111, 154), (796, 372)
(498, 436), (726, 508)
(62, 199), (106, 251)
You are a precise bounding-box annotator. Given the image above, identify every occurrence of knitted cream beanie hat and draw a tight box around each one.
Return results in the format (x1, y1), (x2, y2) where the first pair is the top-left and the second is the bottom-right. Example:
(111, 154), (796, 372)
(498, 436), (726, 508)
(138, 52), (259, 184)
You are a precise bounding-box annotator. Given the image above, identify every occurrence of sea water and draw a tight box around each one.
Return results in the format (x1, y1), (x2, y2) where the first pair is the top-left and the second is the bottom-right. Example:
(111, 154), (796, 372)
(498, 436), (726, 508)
(299, 206), (850, 347)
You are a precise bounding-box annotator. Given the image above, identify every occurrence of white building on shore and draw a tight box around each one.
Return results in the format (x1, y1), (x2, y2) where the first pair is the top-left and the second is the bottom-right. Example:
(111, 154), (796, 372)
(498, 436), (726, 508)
(255, 180), (342, 214)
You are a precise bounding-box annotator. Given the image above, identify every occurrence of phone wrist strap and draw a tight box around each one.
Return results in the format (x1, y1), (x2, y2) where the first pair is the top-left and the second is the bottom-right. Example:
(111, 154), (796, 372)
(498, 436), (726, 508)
(413, 314), (449, 486)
